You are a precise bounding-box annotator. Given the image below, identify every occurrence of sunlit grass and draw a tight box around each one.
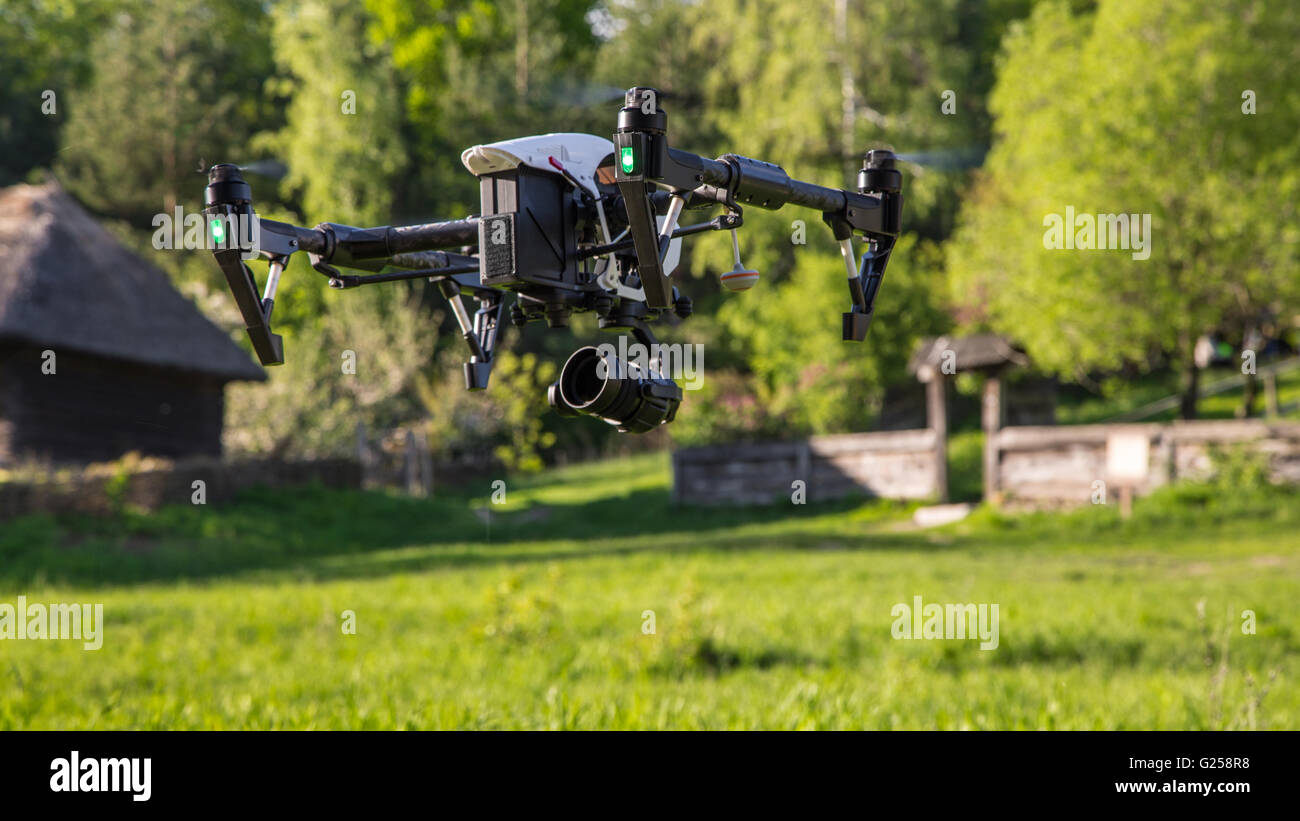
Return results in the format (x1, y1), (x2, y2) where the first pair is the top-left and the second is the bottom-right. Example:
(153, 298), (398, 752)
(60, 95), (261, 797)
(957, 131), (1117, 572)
(1, 452), (1296, 729)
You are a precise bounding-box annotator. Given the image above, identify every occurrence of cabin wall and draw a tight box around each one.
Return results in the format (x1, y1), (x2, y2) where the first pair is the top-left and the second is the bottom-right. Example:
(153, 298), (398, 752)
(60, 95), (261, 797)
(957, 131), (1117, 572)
(0, 343), (225, 465)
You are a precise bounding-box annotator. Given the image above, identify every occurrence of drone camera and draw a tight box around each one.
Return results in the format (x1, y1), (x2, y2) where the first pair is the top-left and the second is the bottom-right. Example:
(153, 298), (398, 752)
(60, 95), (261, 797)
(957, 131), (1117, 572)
(549, 346), (682, 434)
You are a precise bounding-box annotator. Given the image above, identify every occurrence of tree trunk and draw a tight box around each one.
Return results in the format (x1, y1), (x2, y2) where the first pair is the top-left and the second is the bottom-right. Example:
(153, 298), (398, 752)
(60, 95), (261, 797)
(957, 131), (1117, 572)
(514, 0), (529, 98)
(835, 0), (856, 179)
(1238, 323), (1261, 418)
(1179, 357), (1200, 420)
(982, 373), (1003, 504)
(926, 372), (948, 502)
(1238, 372), (1257, 418)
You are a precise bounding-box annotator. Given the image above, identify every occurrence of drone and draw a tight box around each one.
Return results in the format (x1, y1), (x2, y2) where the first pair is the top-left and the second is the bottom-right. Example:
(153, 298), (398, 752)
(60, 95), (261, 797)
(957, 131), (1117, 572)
(203, 86), (902, 433)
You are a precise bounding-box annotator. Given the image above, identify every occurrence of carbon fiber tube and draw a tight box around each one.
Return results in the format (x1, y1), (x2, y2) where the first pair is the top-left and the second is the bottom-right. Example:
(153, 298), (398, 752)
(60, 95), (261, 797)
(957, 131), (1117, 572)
(785, 179), (847, 213)
(389, 219), (480, 253)
(283, 223), (327, 254)
(677, 150), (847, 213)
(695, 155), (732, 187)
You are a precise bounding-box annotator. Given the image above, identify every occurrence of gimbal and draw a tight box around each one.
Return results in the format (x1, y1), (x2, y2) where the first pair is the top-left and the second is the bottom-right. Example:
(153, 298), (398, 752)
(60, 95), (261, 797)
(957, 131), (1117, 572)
(203, 86), (902, 434)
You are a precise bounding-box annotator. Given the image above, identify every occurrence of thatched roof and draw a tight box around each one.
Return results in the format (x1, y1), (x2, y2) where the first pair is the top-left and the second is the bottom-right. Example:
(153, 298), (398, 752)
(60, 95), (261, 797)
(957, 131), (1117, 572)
(0, 181), (264, 382)
(909, 333), (1028, 381)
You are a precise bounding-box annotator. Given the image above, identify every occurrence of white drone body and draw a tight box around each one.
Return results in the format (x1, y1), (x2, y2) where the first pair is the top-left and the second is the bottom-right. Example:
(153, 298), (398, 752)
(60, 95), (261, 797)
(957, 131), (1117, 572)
(461, 132), (613, 196)
(461, 133), (681, 299)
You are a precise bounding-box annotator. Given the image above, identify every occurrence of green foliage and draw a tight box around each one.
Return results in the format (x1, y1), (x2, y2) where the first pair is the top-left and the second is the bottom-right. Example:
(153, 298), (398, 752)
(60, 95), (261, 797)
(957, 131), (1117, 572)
(364, 0), (600, 218)
(669, 368), (783, 447)
(674, 235), (949, 442)
(102, 455), (136, 516)
(947, 429), (985, 502)
(636, 0), (1028, 438)
(947, 0), (1300, 386)
(224, 284), (435, 458)
(489, 352), (560, 472)
(0, 0), (110, 185)
(418, 349), (558, 472)
(1204, 443), (1273, 493)
(688, 0), (1037, 244)
(262, 0), (407, 226)
(56, 0), (280, 221)
(30, 0), (1036, 460)
(25, 0), (1294, 461)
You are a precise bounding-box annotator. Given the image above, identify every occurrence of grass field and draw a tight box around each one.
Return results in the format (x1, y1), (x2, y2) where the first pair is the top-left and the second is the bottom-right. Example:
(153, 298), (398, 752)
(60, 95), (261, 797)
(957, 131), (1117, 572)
(1, 452), (1297, 729)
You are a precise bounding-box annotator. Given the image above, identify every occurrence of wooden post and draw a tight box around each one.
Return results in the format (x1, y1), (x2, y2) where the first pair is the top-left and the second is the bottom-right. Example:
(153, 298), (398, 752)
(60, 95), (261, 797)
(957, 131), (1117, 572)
(1264, 371), (1280, 418)
(1238, 372), (1258, 418)
(404, 430), (419, 495)
(982, 370), (1004, 504)
(355, 421), (369, 489)
(925, 370), (948, 502)
(418, 430), (434, 497)
(1155, 430), (1175, 487)
(1118, 485), (1134, 520)
(670, 450), (682, 504)
(796, 441), (812, 502)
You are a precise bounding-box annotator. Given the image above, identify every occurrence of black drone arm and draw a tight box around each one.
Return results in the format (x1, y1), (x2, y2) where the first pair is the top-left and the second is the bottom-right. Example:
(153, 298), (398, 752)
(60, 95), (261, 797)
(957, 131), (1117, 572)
(611, 86), (902, 340)
(302, 221), (501, 388)
(203, 164), (500, 384)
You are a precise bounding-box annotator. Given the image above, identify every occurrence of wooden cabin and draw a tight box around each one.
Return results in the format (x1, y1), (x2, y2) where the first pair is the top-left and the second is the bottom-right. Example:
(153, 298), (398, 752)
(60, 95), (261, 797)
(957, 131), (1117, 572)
(0, 181), (265, 465)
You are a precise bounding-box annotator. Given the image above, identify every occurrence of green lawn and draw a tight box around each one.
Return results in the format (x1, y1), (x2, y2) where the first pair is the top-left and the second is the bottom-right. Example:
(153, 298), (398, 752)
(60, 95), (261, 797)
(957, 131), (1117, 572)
(1, 453), (1297, 729)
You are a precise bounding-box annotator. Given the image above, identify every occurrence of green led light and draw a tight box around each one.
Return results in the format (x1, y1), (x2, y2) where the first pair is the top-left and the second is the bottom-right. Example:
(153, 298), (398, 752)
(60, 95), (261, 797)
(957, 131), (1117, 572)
(210, 217), (226, 244)
(620, 146), (636, 174)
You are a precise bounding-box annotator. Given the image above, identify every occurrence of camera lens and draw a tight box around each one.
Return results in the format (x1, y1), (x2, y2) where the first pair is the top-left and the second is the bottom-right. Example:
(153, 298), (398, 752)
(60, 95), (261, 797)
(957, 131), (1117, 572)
(550, 346), (681, 433)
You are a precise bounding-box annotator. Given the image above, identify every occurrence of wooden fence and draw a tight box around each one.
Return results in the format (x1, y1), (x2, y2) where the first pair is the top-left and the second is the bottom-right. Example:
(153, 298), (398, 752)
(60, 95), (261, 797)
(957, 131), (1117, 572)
(672, 429), (942, 505)
(994, 419), (1300, 507)
(353, 423), (498, 495)
(0, 457), (360, 521)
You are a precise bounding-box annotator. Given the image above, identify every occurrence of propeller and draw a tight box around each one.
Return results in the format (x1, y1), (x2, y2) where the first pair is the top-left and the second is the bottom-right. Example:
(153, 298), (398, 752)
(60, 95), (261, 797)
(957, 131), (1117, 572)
(544, 79), (627, 108)
(794, 144), (989, 173)
(541, 78), (688, 112)
(194, 158), (288, 180)
(894, 146), (987, 171)
(237, 159), (289, 180)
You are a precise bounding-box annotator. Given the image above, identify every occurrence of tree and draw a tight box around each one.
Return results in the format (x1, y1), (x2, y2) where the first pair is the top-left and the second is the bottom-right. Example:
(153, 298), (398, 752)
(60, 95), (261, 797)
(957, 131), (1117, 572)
(224, 282), (436, 458)
(648, 0), (993, 432)
(0, 0), (110, 185)
(947, 0), (1300, 418)
(364, 0), (600, 219)
(689, 0), (1037, 247)
(710, 235), (949, 436)
(56, 0), (278, 222)
(263, 0), (409, 227)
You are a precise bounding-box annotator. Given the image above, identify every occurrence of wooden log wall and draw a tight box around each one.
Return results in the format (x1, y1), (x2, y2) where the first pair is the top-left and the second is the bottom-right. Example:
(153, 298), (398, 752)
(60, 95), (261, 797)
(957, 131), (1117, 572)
(673, 429), (941, 506)
(994, 420), (1300, 508)
(0, 457), (361, 521)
